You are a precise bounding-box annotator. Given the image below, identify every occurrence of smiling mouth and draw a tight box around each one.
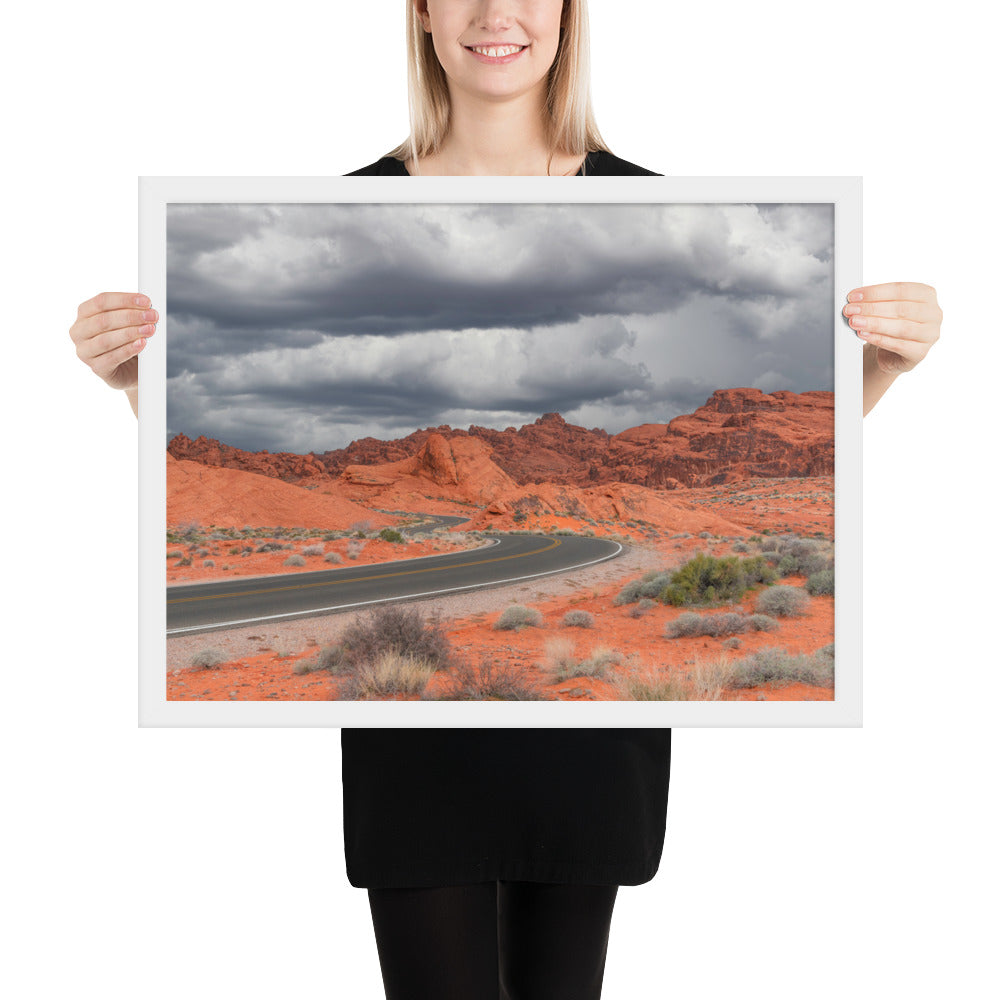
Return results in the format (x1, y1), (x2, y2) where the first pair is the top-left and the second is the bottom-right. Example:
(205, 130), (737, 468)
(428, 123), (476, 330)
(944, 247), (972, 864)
(465, 44), (527, 58)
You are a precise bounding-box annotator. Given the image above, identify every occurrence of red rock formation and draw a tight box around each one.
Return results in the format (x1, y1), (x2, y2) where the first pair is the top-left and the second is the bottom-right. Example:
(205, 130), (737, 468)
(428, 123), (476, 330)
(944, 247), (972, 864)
(168, 387), (833, 492)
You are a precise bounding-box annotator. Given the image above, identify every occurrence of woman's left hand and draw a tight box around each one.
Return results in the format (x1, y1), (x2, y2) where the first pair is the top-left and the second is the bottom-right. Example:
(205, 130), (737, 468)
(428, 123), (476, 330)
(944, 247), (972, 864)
(843, 281), (942, 374)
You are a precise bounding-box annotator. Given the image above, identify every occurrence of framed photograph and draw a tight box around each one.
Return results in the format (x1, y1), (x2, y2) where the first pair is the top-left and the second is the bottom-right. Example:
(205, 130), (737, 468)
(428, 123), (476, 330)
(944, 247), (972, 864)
(139, 176), (861, 727)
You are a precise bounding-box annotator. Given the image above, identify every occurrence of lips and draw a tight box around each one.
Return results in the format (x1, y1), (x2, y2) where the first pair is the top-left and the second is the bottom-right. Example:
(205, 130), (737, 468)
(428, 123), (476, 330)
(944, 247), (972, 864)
(464, 43), (529, 63)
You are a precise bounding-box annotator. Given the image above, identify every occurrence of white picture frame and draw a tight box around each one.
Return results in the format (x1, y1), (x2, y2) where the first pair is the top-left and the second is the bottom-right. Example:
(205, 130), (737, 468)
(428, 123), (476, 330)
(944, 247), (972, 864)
(139, 175), (861, 728)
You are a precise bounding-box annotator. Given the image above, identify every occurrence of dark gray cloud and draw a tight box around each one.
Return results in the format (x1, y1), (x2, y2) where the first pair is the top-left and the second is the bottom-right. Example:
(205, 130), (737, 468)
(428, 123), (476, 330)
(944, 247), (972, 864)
(166, 202), (834, 452)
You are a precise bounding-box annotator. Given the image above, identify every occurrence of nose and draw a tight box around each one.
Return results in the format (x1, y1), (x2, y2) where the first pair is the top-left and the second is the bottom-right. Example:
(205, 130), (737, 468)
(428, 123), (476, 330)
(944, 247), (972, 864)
(475, 0), (516, 32)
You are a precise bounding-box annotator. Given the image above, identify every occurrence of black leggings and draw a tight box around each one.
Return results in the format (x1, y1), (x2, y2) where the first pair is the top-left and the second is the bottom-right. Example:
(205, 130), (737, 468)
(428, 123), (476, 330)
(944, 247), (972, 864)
(367, 880), (619, 1000)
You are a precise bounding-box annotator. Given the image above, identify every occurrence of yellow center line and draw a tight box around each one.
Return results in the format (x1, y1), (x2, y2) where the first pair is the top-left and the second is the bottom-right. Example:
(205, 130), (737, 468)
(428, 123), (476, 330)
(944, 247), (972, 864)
(167, 537), (562, 605)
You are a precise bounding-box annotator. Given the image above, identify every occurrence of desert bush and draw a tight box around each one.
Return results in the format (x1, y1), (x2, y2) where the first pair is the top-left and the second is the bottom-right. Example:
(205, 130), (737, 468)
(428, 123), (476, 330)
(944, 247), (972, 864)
(726, 646), (834, 688)
(178, 556), (192, 567)
(378, 528), (404, 543)
(562, 610), (595, 629)
(609, 662), (694, 701)
(732, 541), (750, 553)
(431, 656), (547, 701)
(494, 605), (543, 631)
(613, 579), (645, 605)
(806, 569), (835, 595)
(755, 585), (811, 617)
(337, 605), (454, 672)
(302, 543), (324, 557)
(324, 551), (344, 564)
(722, 637), (743, 649)
(660, 553), (777, 607)
(202, 559), (215, 568)
(350, 520), (372, 534)
(284, 554), (306, 567)
(190, 648), (225, 669)
(638, 571), (673, 599)
(627, 597), (657, 619)
(346, 539), (366, 559)
(665, 610), (780, 639)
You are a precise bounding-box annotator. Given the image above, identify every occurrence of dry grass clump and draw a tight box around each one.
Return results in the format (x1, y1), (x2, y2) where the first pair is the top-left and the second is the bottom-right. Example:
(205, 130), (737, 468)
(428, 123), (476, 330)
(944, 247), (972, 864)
(726, 646), (834, 688)
(545, 640), (622, 682)
(335, 650), (440, 699)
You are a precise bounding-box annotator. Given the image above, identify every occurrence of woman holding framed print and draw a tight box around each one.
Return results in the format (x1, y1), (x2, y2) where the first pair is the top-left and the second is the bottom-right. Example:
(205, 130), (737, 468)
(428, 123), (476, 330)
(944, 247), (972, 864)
(69, 2), (941, 998)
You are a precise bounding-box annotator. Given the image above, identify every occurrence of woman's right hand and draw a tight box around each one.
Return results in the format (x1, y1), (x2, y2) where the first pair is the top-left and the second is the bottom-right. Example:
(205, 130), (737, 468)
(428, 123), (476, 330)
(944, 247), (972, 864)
(70, 292), (158, 392)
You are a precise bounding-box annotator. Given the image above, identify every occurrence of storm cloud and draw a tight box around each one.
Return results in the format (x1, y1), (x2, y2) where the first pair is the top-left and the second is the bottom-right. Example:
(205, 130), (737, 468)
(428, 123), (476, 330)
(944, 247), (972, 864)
(166, 201), (834, 453)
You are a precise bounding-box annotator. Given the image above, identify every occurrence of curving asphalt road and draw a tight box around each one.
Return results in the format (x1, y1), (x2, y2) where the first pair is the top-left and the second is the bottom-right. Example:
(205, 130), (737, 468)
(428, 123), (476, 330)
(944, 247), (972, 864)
(166, 531), (623, 636)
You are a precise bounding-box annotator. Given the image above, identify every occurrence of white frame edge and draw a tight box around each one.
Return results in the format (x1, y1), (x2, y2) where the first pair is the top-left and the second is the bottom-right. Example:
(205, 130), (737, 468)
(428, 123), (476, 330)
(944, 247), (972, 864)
(139, 175), (862, 729)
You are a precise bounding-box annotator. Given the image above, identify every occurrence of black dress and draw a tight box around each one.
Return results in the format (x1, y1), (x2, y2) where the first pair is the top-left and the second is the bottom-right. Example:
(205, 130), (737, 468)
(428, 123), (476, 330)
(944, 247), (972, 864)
(341, 149), (671, 889)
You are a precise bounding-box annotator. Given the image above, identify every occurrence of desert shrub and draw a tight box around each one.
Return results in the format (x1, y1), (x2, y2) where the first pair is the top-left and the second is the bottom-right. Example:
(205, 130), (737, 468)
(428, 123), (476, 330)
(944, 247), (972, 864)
(722, 637), (743, 650)
(613, 579), (645, 605)
(806, 569), (835, 595)
(178, 556), (192, 567)
(748, 614), (780, 632)
(311, 644), (351, 674)
(638, 571), (673, 599)
(609, 661), (695, 701)
(732, 541), (750, 553)
(337, 604), (454, 671)
(284, 554), (306, 567)
(627, 598), (657, 619)
(256, 542), (284, 553)
(817, 642), (835, 659)
(202, 559), (215, 568)
(494, 605), (543, 631)
(665, 612), (707, 638)
(431, 656), (547, 701)
(190, 648), (225, 669)
(698, 531), (712, 539)
(755, 585), (811, 617)
(378, 528), (404, 543)
(302, 544), (324, 557)
(350, 520), (372, 534)
(167, 551), (182, 561)
(324, 551), (343, 564)
(726, 647), (834, 688)
(660, 553), (777, 607)
(346, 539), (366, 559)
(562, 610), (594, 629)
(664, 610), (770, 639)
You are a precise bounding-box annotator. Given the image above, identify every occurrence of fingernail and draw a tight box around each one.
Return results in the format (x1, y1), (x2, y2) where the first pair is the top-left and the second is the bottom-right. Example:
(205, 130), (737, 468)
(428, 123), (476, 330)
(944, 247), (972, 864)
(844, 304), (861, 316)
(143, 309), (158, 322)
(852, 317), (867, 329)
(848, 291), (863, 302)
(135, 295), (150, 307)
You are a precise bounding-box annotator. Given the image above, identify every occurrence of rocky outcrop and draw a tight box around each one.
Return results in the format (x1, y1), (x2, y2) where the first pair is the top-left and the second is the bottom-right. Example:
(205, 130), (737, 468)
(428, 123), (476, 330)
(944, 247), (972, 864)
(168, 387), (833, 491)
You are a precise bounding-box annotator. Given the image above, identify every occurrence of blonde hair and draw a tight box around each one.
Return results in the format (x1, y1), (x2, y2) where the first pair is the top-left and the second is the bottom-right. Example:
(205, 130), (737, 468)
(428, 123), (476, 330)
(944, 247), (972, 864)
(386, 0), (611, 172)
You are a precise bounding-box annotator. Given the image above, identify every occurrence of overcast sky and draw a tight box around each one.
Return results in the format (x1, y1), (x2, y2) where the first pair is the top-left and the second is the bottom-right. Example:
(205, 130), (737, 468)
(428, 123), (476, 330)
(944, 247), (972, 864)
(166, 202), (834, 454)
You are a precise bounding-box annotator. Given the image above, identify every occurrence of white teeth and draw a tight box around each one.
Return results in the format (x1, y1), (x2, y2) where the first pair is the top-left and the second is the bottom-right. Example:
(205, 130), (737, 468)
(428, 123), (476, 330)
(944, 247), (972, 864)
(470, 45), (524, 57)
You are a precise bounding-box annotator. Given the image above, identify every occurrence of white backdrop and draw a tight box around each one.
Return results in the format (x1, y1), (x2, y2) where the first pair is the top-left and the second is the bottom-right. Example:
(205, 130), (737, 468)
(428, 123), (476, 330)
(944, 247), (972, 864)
(4, 1), (996, 997)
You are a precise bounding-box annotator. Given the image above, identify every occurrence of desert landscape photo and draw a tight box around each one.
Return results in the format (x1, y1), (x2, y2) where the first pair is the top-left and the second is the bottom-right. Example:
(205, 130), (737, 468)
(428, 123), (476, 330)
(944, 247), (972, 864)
(165, 200), (837, 702)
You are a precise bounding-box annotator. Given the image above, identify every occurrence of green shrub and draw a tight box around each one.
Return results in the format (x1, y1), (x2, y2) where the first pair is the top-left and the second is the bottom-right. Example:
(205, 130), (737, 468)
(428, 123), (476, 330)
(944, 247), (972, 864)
(494, 605), (543, 631)
(660, 553), (777, 607)
(613, 579), (645, 605)
(562, 610), (595, 629)
(378, 528), (404, 543)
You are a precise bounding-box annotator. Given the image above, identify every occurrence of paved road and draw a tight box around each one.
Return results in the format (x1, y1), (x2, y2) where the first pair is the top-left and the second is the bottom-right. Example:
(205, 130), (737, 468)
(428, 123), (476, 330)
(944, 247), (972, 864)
(166, 531), (623, 636)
